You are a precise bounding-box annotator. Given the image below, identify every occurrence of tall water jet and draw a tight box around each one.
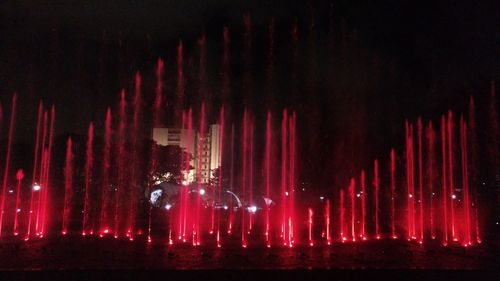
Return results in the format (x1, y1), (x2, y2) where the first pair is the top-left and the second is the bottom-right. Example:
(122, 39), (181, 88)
(248, 117), (254, 234)
(361, 170), (366, 239)
(265, 111), (272, 246)
(62, 137), (73, 235)
(82, 123), (94, 235)
(241, 109), (248, 247)
(99, 108), (112, 236)
(228, 124), (235, 235)
(426, 122), (436, 239)
(374, 160), (380, 239)
(447, 111), (456, 241)
(114, 90), (126, 238)
(0, 93), (16, 236)
(325, 199), (331, 245)
(39, 106), (55, 236)
(441, 115), (448, 244)
(26, 102), (43, 239)
(308, 207), (313, 246)
(349, 178), (356, 241)
(13, 169), (24, 235)
(405, 121), (416, 239)
(460, 115), (471, 245)
(280, 110), (288, 244)
(417, 118), (424, 243)
(390, 149), (396, 238)
(339, 189), (345, 241)
(468, 96), (480, 243)
(34, 111), (48, 236)
(195, 103), (205, 246)
(216, 107), (225, 248)
(128, 72), (142, 240)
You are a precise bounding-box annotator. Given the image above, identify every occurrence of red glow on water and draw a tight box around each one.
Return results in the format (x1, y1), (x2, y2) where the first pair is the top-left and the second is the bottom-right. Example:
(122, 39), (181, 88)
(373, 160), (380, 239)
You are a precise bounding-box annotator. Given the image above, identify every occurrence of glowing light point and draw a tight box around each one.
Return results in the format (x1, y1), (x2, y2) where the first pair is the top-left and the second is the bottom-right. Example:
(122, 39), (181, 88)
(249, 205), (257, 213)
(33, 184), (41, 191)
(451, 194), (456, 199)
(165, 204), (172, 210)
(199, 188), (205, 195)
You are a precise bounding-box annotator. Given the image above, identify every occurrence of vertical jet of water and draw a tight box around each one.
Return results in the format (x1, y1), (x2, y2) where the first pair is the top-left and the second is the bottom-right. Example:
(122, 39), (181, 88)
(100, 108), (112, 236)
(115, 90), (126, 238)
(62, 137), (73, 235)
(185, 108), (193, 242)
(13, 170), (24, 235)
(374, 160), (380, 239)
(281, 110), (288, 245)
(427, 122), (436, 239)
(149, 57), (164, 244)
(325, 199), (331, 245)
(460, 116), (471, 245)
(468, 96), (481, 243)
(447, 111), (456, 241)
(35, 111), (48, 235)
(349, 178), (356, 241)
(417, 117), (424, 243)
(40, 106), (55, 236)
(195, 103), (205, 246)
(26, 102), (43, 240)
(178, 111), (186, 241)
(216, 107), (224, 248)
(441, 115), (448, 245)
(228, 124), (235, 235)
(340, 189), (345, 241)
(248, 117), (254, 234)
(82, 123), (94, 235)
(265, 112), (272, 246)
(0, 94), (16, 236)
(390, 149), (397, 239)
(308, 207), (314, 246)
(361, 170), (367, 239)
(241, 110), (248, 247)
(289, 112), (297, 245)
(128, 72), (142, 240)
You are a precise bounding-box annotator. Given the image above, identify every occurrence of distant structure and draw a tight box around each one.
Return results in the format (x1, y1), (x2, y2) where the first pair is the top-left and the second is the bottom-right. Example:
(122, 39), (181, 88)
(152, 125), (221, 184)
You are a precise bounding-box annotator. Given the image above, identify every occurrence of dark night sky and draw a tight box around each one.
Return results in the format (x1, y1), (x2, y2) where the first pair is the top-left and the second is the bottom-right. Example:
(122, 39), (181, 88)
(0, 0), (498, 188)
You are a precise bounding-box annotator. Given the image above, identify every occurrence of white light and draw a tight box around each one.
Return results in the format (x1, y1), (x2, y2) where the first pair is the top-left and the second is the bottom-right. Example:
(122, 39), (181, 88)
(451, 194), (456, 199)
(16, 208), (21, 212)
(165, 204), (172, 210)
(409, 194), (413, 198)
(356, 193), (361, 198)
(8, 190), (14, 194)
(223, 205), (228, 210)
(320, 196), (324, 200)
(249, 206), (257, 213)
(182, 180), (188, 186)
(33, 184), (41, 191)
(199, 189), (205, 195)
(285, 191), (289, 196)
(302, 188), (305, 191)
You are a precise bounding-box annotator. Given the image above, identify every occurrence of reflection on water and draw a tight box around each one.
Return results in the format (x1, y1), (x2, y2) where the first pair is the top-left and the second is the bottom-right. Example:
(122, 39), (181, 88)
(0, 236), (495, 270)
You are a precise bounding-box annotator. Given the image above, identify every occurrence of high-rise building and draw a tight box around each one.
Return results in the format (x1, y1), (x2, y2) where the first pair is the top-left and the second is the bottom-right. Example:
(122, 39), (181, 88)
(152, 125), (221, 184)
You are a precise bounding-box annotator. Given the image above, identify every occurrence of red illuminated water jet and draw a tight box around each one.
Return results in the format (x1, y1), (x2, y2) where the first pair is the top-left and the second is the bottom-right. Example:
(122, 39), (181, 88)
(62, 137), (73, 235)
(82, 123), (94, 235)
(13, 169), (24, 236)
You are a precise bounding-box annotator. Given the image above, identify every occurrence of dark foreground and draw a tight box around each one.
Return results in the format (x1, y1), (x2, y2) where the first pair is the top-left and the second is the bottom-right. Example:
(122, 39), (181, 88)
(0, 235), (498, 270)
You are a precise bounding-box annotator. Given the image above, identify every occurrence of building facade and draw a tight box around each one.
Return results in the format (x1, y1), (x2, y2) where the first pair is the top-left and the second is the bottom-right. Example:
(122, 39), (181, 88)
(152, 124), (221, 184)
